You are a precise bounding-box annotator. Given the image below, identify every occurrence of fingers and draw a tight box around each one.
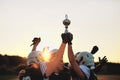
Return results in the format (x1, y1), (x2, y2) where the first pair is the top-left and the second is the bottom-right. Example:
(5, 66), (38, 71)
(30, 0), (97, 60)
(61, 32), (73, 44)
(61, 33), (68, 43)
(102, 56), (106, 60)
(98, 56), (108, 65)
(98, 57), (101, 62)
(63, 32), (73, 44)
(67, 33), (73, 45)
(99, 56), (108, 62)
(102, 56), (108, 62)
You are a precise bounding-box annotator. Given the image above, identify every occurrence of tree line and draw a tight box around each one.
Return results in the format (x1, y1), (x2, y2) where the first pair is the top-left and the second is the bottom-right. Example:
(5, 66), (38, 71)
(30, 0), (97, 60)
(0, 54), (27, 75)
(0, 54), (120, 75)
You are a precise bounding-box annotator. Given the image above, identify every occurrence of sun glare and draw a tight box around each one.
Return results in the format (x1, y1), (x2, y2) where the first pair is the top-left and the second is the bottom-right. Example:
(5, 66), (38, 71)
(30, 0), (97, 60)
(42, 52), (51, 62)
(42, 47), (51, 62)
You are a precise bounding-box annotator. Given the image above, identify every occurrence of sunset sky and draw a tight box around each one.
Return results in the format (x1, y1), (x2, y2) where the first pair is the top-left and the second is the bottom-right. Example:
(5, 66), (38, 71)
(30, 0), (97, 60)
(0, 0), (120, 63)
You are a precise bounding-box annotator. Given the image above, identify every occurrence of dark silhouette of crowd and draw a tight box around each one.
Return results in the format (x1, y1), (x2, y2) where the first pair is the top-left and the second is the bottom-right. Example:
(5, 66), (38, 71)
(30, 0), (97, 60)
(18, 32), (108, 80)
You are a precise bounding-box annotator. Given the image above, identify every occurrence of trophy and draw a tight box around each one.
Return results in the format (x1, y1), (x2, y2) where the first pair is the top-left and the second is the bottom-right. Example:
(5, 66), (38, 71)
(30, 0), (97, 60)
(63, 14), (71, 33)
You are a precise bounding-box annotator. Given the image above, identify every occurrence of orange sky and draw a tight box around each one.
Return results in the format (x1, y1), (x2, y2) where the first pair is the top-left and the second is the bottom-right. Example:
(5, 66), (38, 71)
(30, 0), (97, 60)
(0, 0), (120, 63)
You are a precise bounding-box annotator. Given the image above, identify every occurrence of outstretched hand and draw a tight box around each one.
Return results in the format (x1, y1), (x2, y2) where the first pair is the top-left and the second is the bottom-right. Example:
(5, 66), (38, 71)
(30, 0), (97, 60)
(67, 32), (73, 45)
(99, 56), (108, 65)
(30, 37), (41, 46)
(61, 32), (73, 44)
(61, 33), (68, 44)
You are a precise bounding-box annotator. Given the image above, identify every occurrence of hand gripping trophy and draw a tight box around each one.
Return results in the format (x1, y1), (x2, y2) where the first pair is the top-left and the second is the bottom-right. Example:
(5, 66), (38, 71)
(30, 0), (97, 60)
(63, 14), (71, 33)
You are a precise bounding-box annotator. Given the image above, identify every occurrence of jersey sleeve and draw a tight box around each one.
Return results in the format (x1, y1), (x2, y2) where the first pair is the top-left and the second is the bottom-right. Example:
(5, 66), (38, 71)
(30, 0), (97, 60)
(80, 65), (90, 79)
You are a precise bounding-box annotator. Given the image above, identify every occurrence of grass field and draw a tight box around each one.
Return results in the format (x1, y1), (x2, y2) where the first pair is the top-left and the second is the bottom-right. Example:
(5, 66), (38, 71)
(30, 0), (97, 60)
(0, 75), (120, 80)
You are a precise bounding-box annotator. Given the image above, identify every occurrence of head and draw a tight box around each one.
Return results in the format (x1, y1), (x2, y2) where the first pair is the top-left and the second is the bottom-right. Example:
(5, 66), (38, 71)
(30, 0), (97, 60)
(75, 52), (95, 69)
(27, 51), (43, 65)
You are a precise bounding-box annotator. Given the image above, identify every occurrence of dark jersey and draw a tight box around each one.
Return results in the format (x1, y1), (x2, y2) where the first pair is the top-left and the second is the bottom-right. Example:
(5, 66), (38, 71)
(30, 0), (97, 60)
(49, 63), (70, 80)
(49, 65), (71, 80)
(18, 63), (71, 80)
(19, 65), (43, 80)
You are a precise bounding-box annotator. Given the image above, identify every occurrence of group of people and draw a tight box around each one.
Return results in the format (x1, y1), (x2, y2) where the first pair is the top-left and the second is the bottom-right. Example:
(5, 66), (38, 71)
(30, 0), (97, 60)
(18, 32), (107, 80)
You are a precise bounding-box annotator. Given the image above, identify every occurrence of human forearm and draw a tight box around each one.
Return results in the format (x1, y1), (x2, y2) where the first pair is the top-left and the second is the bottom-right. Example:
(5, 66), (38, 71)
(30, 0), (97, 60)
(56, 43), (66, 60)
(68, 44), (86, 80)
(32, 46), (37, 51)
(68, 44), (76, 63)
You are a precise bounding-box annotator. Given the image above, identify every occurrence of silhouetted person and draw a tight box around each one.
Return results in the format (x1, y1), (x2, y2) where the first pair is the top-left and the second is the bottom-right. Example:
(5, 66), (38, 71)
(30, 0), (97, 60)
(66, 33), (108, 80)
(95, 56), (108, 74)
(90, 45), (108, 74)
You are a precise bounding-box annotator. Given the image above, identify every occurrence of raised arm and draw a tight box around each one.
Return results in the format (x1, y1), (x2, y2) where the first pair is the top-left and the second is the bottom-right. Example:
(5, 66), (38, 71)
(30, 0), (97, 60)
(55, 33), (68, 60)
(27, 37), (41, 65)
(94, 56), (108, 73)
(45, 33), (67, 77)
(67, 33), (86, 80)
(68, 44), (86, 80)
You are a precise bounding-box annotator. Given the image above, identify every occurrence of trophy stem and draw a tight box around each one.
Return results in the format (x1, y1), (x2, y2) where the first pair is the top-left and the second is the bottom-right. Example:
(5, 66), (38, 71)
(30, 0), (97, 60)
(65, 28), (68, 33)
